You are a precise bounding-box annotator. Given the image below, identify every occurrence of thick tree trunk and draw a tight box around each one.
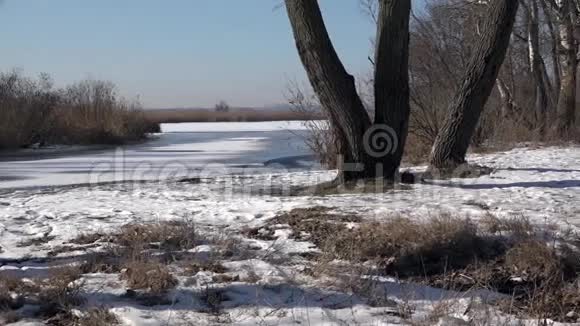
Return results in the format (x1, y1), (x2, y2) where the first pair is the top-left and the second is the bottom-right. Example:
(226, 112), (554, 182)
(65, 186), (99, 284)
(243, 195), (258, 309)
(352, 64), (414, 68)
(554, 0), (578, 134)
(285, 0), (371, 182)
(373, 0), (411, 178)
(428, 0), (519, 172)
(285, 0), (411, 182)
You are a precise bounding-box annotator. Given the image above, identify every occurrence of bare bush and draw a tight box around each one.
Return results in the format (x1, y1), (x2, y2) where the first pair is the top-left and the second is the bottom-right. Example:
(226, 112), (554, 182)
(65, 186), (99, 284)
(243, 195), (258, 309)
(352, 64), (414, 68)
(56, 79), (157, 144)
(0, 70), (158, 149)
(286, 82), (338, 168)
(0, 70), (59, 149)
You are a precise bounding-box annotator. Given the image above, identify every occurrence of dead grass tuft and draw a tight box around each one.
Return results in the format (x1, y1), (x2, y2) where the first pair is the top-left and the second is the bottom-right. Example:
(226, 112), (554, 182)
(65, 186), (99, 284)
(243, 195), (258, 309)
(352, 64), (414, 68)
(120, 260), (177, 294)
(80, 250), (124, 274)
(480, 214), (534, 239)
(114, 220), (198, 252)
(504, 240), (562, 281)
(37, 267), (85, 319)
(1, 266), (86, 323)
(0, 275), (25, 311)
(261, 206), (359, 245)
(74, 307), (119, 326)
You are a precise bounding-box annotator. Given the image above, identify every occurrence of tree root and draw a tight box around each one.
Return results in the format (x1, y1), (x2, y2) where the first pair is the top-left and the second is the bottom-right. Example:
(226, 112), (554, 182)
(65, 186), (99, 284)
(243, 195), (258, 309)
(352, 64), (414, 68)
(422, 163), (494, 180)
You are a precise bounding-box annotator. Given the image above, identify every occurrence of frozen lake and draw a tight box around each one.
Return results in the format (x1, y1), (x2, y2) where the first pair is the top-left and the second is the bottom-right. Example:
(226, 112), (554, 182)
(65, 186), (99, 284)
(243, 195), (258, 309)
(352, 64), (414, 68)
(0, 121), (316, 189)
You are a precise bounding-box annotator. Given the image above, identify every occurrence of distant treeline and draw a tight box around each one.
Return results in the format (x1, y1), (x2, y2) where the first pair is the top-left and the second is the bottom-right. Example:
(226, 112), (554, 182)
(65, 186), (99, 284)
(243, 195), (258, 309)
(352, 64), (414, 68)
(144, 108), (323, 124)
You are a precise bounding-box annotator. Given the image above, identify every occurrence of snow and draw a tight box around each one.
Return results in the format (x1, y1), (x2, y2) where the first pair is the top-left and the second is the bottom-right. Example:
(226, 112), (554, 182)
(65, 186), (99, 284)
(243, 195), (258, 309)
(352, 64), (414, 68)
(161, 120), (310, 133)
(1, 122), (580, 325)
(0, 121), (314, 189)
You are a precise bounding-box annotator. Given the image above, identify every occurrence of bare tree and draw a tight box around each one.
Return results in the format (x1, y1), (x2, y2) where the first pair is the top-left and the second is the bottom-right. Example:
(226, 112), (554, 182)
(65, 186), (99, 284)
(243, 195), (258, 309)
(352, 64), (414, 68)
(522, 0), (554, 134)
(544, 0), (579, 135)
(214, 100), (230, 113)
(285, 0), (411, 183)
(429, 0), (520, 173)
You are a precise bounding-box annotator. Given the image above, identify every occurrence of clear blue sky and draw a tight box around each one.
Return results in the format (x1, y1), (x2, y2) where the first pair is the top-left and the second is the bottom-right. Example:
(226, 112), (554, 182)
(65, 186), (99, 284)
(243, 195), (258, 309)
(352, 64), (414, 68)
(0, 0), (424, 108)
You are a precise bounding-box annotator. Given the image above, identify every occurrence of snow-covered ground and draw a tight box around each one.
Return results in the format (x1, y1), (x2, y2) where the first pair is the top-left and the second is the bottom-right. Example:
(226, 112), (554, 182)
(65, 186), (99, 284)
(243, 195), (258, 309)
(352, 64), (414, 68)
(1, 122), (580, 325)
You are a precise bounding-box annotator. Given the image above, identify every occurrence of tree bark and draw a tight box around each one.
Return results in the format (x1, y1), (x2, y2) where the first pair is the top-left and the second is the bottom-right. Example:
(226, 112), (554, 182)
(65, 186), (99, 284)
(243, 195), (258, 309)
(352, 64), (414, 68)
(285, 0), (411, 182)
(285, 0), (371, 181)
(428, 0), (519, 172)
(496, 77), (517, 119)
(541, 0), (563, 95)
(373, 0), (411, 178)
(523, 0), (553, 134)
(554, 0), (578, 134)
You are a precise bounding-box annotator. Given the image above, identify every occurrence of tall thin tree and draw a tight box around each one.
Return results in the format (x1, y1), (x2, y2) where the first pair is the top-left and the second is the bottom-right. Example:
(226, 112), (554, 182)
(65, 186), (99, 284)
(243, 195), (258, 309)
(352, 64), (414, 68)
(544, 0), (579, 135)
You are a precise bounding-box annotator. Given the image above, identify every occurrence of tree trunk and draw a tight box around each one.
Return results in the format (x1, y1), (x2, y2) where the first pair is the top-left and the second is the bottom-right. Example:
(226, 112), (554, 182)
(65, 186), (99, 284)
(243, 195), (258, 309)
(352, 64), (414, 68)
(524, 0), (552, 134)
(496, 78), (516, 119)
(285, 0), (371, 182)
(541, 0), (563, 95)
(428, 0), (519, 172)
(285, 0), (411, 182)
(373, 0), (411, 178)
(554, 0), (578, 135)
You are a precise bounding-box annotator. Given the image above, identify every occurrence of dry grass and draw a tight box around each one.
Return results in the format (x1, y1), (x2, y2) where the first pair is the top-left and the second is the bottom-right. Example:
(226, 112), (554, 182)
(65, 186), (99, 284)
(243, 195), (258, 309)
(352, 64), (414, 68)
(37, 267), (85, 319)
(120, 260), (178, 294)
(0, 266), (85, 323)
(249, 207), (580, 322)
(73, 307), (119, 326)
(0, 70), (158, 150)
(0, 221), (252, 322)
(114, 220), (199, 253)
(0, 275), (25, 312)
(79, 250), (124, 274)
(71, 220), (200, 259)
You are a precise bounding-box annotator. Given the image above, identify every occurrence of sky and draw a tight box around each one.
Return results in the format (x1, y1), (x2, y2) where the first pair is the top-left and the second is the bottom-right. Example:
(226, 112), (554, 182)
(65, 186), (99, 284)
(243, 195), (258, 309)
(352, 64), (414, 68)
(0, 0), (423, 109)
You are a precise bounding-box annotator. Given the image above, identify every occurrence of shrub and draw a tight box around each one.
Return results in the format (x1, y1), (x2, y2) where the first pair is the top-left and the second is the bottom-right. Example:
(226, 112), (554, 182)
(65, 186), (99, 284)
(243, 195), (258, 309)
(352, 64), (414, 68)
(0, 70), (159, 149)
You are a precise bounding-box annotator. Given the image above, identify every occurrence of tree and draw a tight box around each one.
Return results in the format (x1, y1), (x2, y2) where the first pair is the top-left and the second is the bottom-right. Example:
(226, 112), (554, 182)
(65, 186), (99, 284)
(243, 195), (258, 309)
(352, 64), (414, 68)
(285, 0), (411, 183)
(215, 100), (230, 113)
(522, 0), (554, 135)
(428, 0), (520, 173)
(543, 0), (579, 135)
